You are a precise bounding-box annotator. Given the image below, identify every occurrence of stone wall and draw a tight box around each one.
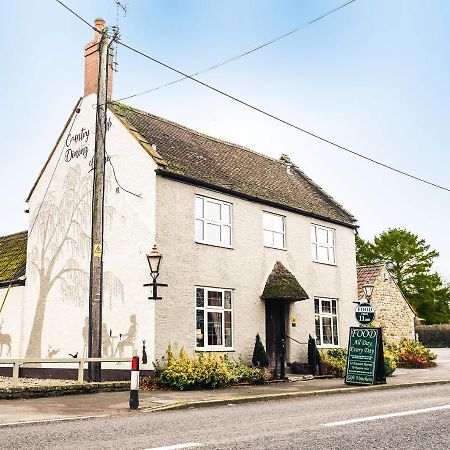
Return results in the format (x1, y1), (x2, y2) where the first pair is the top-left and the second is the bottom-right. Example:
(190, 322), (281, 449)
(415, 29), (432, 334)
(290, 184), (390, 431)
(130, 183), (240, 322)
(370, 267), (415, 342)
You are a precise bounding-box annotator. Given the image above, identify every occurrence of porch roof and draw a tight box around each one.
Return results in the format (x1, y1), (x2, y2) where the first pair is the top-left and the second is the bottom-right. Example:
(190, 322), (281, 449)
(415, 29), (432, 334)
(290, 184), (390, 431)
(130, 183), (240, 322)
(261, 261), (309, 302)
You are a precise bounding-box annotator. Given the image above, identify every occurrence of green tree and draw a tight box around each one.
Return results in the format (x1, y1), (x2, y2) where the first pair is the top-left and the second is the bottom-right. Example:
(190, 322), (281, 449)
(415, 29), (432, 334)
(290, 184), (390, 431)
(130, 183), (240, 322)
(355, 235), (376, 266)
(356, 228), (450, 324)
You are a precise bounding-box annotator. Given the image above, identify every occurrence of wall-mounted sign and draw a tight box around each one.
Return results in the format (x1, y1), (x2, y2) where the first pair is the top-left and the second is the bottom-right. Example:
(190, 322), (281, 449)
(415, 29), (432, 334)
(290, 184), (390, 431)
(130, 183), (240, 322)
(93, 243), (102, 258)
(291, 316), (297, 327)
(345, 327), (386, 385)
(355, 302), (375, 325)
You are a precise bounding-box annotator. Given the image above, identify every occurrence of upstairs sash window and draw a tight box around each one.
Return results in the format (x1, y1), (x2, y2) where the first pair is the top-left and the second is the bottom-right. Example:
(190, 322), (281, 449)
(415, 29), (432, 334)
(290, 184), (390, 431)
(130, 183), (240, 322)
(311, 224), (336, 264)
(195, 196), (232, 247)
(263, 212), (285, 249)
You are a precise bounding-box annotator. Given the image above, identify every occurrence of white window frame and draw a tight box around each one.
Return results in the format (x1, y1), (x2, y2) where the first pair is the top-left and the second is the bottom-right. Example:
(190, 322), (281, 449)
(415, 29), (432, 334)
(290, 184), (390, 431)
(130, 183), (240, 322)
(195, 287), (234, 351)
(263, 211), (286, 249)
(314, 297), (339, 347)
(311, 224), (336, 265)
(195, 195), (232, 248)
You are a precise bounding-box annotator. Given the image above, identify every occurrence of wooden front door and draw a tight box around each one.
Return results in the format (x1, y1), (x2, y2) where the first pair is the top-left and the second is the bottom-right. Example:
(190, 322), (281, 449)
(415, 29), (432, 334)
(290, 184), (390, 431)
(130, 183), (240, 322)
(265, 300), (286, 379)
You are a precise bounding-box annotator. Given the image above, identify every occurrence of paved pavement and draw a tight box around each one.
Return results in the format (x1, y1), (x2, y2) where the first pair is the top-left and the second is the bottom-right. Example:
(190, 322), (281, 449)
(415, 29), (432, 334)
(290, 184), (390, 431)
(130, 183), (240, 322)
(0, 348), (448, 425)
(1, 383), (449, 449)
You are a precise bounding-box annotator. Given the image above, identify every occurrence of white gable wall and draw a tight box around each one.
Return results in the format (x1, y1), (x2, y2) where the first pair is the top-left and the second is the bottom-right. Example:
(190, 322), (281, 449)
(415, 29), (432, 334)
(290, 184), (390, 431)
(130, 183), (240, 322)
(23, 94), (157, 368)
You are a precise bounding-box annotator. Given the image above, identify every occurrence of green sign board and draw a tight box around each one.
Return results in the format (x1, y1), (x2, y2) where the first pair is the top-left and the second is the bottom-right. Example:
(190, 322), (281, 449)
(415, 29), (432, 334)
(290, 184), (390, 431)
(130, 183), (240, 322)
(345, 327), (386, 385)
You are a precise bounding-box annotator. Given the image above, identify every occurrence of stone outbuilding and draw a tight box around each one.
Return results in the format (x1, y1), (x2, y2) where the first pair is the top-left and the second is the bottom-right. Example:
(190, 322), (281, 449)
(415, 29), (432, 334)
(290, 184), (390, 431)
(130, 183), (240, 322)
(357, 264), (416, 342)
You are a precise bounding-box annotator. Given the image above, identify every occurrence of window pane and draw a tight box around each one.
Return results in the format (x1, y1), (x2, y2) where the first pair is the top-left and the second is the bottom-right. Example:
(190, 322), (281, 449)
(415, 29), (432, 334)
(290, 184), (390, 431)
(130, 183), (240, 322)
(273, 232), (284, 249)
(263, 212), (272, 230)
(322, 300), (331, 314)
(264, 230), (273, 247)
(332, 320), (339, 345)
(206, 223), (221, 242)
(332, 300), (337, 315)
(221, 204), (231, 224)
(317, 246), (328, 262)
(311, 225), (316, 242)
(328, 229), (334, 245)
(314, 298), (319, 314)
(224, 291), (232, 309)
(195, 219), (204, 241)
(224, 311), (232, 347)
(317, 228), (328, 244)
(195, 197), (204, 219)
(196, 310), (204, 347)
(222, 225), (231, 246)
(311, 243), (318, 260)
(206, 201), (221, 221)
(329, 247), (335, 264)
(315, 315), (321, 343)
(196, 288), (204, 307)
(207, 312), (223, 346)
(272, 215), (284, 232)
(208, 290), (222, 307)
(322, 317), (332, 344)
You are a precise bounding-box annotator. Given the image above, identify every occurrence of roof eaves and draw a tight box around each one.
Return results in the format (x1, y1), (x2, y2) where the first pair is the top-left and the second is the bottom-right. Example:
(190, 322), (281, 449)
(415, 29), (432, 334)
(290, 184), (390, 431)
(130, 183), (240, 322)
(108, 103), (167, 169)
(291, 163), (356, 223)
(156, 168), (358, 229)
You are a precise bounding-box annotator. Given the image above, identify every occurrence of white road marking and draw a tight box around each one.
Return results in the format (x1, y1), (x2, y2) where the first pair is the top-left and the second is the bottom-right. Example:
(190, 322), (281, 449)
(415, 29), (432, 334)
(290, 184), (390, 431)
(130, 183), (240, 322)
(323, 404), (450, 427)
(142, 444), (202, 450)
(0, 414), (107, 427)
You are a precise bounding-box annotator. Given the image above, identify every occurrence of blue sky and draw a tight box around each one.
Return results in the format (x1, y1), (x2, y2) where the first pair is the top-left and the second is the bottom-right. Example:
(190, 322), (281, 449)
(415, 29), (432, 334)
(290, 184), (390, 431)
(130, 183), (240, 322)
(1, 0), (450, 279)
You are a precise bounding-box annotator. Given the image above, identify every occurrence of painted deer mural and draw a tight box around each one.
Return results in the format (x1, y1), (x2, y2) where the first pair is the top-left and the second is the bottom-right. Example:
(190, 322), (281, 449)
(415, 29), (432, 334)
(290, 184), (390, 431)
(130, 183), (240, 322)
(0, 319), (12, 357)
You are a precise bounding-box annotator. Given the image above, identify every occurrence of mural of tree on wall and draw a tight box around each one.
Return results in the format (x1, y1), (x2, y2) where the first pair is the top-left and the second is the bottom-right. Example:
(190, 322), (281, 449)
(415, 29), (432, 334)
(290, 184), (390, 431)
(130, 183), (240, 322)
(26, 164), (124, 357)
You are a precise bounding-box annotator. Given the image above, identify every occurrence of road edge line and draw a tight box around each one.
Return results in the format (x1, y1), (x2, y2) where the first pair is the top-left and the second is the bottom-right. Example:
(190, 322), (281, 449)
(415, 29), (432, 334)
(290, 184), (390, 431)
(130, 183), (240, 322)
(139, 379), (450, 413)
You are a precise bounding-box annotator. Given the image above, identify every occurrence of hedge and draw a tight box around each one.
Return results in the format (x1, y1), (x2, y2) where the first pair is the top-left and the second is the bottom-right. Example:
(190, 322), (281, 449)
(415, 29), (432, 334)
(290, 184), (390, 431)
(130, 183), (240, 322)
(416, 324), (450, 347)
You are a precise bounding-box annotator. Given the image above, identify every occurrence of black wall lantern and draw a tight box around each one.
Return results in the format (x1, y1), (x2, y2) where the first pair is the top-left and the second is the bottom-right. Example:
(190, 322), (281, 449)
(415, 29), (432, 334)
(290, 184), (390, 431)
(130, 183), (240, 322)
(144, 245), (167, 300)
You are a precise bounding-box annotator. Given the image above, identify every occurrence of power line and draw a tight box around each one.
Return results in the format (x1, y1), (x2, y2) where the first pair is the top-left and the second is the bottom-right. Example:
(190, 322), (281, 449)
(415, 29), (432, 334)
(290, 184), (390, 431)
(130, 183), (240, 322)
(55, 0), (98, 33)
(55, 0), (450, 192)
(116, 0), (357, 101)
(117, 41), (450, 193)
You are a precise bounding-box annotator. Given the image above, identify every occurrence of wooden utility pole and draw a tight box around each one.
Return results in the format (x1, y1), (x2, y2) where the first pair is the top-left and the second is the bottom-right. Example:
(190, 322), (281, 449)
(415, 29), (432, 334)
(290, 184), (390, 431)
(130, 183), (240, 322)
(88, 30), (109, 382)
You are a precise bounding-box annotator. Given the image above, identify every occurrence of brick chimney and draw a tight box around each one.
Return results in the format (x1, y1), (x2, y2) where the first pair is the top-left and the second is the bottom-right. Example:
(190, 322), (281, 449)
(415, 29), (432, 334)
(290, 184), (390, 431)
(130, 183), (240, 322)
(84, 18), (113, 98)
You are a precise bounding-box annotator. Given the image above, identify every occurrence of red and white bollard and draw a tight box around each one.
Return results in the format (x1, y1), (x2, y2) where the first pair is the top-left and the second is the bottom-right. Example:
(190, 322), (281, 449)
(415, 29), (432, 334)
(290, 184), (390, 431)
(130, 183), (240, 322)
(129, 356), (139, 410)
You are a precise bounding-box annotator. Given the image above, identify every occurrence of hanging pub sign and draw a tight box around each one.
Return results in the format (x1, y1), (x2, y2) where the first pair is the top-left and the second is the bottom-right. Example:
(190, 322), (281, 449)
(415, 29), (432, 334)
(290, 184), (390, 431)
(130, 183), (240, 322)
(345, 327), (386, 385)
(355, 302), (376, 325)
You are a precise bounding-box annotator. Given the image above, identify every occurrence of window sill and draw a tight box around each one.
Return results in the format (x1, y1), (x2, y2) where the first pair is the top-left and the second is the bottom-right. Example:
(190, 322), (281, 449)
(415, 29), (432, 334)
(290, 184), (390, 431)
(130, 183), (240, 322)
(195, 241), (234, 250)
(264, 245), (287, 251)
(312, 259), (337, 267)
(195, 348), (235, 352)
(317, 344), (341, 349)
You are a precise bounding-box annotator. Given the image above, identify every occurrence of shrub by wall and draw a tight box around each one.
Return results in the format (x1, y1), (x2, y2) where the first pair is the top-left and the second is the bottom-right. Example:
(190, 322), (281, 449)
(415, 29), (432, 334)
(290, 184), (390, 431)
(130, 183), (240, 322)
(320, 347), (397, 377)
(156, 346), (264, 390)
(417, 324), (450, 348)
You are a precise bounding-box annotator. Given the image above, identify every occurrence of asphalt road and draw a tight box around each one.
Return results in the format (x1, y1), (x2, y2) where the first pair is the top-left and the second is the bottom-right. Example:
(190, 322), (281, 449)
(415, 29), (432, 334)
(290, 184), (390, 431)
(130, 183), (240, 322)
(1, 384), (449, 450)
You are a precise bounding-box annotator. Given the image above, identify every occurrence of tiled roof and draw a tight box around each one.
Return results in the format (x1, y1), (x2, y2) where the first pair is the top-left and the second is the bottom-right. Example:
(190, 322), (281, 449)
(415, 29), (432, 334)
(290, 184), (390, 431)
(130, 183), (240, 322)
(261, 261), (309, 302)
(109, 102), (357, 227)
(0, 231), (27, 283)
(356, 264), (385, 299)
